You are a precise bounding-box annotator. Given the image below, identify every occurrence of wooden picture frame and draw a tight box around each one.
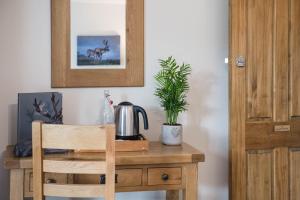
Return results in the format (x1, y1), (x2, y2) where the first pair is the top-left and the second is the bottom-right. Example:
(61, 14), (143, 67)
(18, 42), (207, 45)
(51, 0), (144, 88)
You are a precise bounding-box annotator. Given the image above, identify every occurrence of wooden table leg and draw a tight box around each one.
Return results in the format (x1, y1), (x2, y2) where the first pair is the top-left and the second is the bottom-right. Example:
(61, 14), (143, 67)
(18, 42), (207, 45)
(166, 190), (179, 200)
(10, 169), (24, 200)
(183, 163), (198, 200)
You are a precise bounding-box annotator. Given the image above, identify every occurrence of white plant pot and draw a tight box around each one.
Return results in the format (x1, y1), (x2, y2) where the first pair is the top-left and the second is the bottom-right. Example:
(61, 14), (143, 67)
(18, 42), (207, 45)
(161, 124), (183, 145)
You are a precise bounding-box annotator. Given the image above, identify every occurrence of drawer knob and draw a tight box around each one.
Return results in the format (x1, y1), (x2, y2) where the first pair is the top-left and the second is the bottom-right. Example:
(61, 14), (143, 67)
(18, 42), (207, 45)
(161, 173), (169, 181)
(100, 174), (118, 184)
(46, 179), (57, 184)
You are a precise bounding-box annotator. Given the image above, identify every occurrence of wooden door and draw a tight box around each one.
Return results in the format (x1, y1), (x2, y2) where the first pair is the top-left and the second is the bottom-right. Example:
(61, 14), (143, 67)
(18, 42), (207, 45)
(230, 0), (300, 199)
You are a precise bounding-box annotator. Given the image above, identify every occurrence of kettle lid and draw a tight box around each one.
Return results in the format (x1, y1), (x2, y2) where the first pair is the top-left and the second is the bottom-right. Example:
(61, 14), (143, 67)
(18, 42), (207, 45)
(118, 101), (133, 106)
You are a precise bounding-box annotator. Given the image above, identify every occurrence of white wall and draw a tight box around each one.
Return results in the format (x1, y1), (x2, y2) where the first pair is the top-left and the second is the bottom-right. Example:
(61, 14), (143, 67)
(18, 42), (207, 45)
(0, 0), (228, 199)
(71, 0), (127, 69)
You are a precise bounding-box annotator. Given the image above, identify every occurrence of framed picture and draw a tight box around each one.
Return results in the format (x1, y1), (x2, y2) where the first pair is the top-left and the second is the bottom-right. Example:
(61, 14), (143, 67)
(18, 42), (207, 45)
(51, 0), (144, 88)
(76, 35), (121, 67)
(17, 92), (63, 143)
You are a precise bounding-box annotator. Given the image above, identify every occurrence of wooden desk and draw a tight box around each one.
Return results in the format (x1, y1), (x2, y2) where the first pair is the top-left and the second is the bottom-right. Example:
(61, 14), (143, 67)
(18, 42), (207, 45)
(3, 142), (205, 200)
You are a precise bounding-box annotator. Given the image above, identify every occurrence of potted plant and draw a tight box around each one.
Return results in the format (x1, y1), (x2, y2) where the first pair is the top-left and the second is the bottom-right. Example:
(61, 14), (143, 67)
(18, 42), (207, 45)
(154, 56), (191, 145)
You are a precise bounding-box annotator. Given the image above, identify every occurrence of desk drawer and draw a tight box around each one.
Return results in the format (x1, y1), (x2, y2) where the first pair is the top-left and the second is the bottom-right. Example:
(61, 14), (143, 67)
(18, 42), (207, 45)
(147, 167), (182, 185)
(24, 169), (71, 198)
(116, 168), (143, 187)
(75, 168), (143, 187)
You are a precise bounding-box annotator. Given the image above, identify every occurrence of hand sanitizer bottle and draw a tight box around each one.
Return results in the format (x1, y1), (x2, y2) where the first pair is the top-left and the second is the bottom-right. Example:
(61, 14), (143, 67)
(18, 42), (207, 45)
(103, 90), (115, 124)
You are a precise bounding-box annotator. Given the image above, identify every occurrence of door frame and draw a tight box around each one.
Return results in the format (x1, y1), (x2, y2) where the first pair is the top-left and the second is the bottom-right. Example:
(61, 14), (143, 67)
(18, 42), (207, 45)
(229, 0), (247, 199)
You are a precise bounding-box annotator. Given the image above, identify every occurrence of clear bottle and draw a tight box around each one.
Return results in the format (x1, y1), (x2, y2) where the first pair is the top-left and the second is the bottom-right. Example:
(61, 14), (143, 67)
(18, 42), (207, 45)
(103, 90), (115, 124)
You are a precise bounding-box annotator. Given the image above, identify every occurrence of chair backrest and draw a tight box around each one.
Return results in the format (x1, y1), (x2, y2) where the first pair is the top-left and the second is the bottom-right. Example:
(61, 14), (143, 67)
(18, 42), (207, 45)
(32, 121), (115, 200)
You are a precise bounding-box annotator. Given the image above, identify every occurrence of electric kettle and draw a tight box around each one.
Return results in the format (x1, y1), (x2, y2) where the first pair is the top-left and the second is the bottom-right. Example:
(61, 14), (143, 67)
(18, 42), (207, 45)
(114, 102), (149, 140)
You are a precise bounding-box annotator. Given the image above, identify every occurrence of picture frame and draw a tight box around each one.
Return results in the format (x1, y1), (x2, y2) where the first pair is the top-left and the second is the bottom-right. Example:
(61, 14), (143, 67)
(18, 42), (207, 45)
(51, 0), (144, 87)
(17, 92), (63, 143)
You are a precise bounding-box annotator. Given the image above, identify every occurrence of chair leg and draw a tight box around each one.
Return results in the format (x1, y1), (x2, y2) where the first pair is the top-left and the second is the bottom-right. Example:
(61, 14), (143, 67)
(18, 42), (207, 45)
(166, 190), (179, 200)
(10, 169), (24, 200)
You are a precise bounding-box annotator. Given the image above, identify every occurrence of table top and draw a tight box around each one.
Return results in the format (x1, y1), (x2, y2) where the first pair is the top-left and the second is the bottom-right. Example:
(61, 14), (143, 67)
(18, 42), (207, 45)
(3, 142), (205, 169)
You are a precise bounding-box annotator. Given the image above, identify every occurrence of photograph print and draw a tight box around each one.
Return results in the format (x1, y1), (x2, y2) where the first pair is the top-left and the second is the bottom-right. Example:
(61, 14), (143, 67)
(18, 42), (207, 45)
(77, 35), (121, 66)
(17, 92), (63, 143)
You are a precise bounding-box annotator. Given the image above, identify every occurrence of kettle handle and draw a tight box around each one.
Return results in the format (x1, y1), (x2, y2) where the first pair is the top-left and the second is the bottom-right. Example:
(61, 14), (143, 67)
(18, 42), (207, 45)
(134, 106), (149, 130)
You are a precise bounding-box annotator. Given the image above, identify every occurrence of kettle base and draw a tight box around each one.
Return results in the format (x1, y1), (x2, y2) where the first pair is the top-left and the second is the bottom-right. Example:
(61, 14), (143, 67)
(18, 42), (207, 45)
(116, 134), (145, 140)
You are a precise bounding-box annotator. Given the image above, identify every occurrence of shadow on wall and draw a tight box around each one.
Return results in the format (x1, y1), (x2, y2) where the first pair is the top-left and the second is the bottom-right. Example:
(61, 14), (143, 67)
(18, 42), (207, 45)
(0, 152), (9, 200)
(142, 106), (165, 141)
(1, 104), (17, 200)
(185, 70), (228, 191)
(8, 104), (18, 145)
(185, 70), (218, 147)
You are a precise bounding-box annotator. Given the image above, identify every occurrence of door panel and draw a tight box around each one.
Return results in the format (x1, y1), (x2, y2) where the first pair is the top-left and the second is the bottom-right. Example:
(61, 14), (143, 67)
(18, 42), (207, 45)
(246, 0), (274, 120)
(230, 0), (300, 199)
(290, 0), (300, 118)
(274, 0), (289, 122)
(273, 148), (289, 200)
(247, 150), (272, 200)
(290, 149), (300, 200)
(246, 148), (290, 200)
(245, 122), (300, 149)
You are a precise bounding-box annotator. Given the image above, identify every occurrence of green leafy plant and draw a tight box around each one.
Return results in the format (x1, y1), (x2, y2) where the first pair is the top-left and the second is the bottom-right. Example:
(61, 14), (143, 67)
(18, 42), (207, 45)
(154, 56), (191, 125)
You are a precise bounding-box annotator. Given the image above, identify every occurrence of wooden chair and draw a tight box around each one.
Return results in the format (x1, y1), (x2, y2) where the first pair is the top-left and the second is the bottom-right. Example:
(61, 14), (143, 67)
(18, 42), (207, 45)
(32, 121), (115, 200)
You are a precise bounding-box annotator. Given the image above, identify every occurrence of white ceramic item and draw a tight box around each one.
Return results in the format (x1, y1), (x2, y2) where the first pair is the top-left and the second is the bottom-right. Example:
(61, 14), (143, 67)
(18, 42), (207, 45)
(161, 124), (183, 145)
